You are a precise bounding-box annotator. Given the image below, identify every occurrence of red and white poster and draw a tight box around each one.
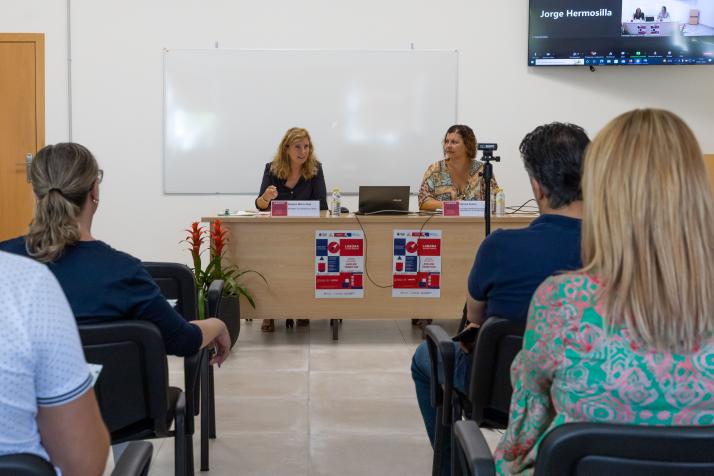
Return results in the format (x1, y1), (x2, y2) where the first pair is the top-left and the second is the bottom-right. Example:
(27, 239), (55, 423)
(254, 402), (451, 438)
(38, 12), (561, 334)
(392, 230), (441, 298)
(315, 230), (364, 298)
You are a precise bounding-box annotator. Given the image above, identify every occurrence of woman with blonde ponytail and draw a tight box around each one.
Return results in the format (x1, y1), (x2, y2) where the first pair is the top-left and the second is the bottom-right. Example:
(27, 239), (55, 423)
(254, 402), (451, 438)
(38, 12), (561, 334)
(494, 110), (714, 475)
(25, 143), (99, 262)
(1, 143), (231, 364)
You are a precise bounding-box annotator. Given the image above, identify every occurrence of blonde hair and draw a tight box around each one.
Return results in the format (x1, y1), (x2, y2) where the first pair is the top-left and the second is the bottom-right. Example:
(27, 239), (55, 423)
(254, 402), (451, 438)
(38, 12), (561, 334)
(581, 109), (714, 352)
(269, 127), (319, 180)
(26, 143), (99, 263)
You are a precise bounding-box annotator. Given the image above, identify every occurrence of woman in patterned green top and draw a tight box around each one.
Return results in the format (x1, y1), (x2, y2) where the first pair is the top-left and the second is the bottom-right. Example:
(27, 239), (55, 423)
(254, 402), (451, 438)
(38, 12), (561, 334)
(418, 124), (498, 211)
(495, 109), (714, 475)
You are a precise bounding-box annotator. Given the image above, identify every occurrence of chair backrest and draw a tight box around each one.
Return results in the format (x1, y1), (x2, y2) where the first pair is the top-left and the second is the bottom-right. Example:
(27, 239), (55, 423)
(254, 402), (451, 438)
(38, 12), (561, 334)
(79, 321), (171, 438)
(424, 325), (456, 418)
(142, 261), (204, 425)
(142, 262), (198, 321)
(536, 422), (714, 475)
(0, 454), (54, 476)
(468, 317), (525, 428)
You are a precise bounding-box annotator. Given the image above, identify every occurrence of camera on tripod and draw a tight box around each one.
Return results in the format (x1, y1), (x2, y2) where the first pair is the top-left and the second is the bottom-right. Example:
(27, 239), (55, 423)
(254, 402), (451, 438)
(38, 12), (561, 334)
(477, 143), (500, 161)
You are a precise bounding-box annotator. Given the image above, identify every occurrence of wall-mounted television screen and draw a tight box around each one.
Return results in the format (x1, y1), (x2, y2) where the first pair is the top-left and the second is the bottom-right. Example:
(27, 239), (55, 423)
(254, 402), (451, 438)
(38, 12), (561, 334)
(528, 0), (714, 66)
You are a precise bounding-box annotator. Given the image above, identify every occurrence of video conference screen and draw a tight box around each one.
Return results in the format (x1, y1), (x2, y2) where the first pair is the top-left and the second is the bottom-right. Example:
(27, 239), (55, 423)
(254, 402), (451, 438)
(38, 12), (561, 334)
(528, 0), (714, 66)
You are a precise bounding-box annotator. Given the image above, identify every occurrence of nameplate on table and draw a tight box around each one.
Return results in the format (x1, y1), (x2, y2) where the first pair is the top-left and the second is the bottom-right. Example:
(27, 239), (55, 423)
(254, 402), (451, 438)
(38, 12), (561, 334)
(442, 200), (484, 217)
(271, 200), (320, 217)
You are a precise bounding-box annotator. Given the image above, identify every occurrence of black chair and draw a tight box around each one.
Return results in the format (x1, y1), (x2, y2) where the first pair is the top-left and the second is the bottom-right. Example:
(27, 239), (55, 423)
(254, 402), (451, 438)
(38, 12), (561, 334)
(424, 317), (525, 476)
(79, 321), (188, 476)
(0, 441), (153, 476)
(143, 262), (222, 472)
(467, 318), (525, 428)
(454, 419), (714, 476)
(424, 325), (457, 476)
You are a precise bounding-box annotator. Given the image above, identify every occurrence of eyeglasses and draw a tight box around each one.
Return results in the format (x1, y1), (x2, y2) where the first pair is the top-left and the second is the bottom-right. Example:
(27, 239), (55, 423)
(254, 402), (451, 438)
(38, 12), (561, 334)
(97, 169), (104, 184)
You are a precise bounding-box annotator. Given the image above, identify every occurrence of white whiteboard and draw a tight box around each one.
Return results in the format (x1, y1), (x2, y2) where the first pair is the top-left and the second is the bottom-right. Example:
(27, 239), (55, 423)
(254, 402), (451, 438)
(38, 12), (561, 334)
(163, 49), (458, 194)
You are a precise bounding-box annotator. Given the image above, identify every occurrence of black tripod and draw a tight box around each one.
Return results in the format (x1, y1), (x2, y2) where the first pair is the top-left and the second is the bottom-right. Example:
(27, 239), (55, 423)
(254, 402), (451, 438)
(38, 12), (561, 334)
(480, 149), (500, 237)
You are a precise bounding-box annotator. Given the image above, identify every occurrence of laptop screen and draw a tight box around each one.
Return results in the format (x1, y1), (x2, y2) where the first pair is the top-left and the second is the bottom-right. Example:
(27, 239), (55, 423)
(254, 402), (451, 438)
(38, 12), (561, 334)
(357, 186), (410, 215)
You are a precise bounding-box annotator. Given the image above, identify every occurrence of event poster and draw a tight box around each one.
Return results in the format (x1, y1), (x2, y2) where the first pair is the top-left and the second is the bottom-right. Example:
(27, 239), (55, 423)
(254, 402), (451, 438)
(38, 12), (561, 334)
(392, 230), (441, 298)
(315, 230), (365, 298)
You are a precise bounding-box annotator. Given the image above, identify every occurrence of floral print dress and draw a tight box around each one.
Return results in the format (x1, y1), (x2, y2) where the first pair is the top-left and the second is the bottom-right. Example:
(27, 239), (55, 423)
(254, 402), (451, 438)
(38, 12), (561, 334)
(418, 159), (497, 207)
(494, 272), (714, 475)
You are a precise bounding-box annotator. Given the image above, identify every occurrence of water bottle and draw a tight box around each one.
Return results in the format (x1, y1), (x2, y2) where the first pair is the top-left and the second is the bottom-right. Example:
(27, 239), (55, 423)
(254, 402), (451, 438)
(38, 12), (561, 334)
(331, 187), (341, 216)
(495, 188), (506, 217)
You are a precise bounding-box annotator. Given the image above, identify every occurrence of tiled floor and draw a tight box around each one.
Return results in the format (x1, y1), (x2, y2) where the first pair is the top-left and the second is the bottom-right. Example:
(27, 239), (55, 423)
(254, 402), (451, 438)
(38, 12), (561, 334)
(105, 318), (503, 475)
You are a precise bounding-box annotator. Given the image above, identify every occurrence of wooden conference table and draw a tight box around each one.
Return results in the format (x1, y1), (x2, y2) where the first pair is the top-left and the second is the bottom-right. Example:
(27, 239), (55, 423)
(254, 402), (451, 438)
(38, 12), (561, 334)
(203, 212), (535, 325)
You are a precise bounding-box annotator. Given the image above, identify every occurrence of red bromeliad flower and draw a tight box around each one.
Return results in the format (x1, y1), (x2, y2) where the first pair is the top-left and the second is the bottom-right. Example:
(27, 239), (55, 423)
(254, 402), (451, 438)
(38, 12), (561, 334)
(211, 219), (229, 257)
(184, 222), (206, 258)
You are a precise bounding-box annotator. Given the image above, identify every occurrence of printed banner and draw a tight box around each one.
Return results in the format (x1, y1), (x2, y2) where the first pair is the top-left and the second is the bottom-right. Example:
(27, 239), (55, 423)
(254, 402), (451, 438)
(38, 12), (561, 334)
(392, 230), (441, 297)
(315, 230), (365, 298)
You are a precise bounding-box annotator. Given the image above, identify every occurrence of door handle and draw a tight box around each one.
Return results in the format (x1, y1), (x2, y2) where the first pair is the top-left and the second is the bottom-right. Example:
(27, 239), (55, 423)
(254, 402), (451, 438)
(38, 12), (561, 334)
(14, 153), (33, 183)
(23, 153), (32, 182)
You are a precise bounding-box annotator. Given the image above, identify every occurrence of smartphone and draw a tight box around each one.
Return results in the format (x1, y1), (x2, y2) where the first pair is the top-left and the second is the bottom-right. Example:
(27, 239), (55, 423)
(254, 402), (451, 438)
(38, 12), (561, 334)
(451, 326), (480, 343)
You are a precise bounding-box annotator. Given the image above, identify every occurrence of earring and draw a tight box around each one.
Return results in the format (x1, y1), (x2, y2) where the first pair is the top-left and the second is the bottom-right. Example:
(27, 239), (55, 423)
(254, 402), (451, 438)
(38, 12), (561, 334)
(92, 198), (99, 204)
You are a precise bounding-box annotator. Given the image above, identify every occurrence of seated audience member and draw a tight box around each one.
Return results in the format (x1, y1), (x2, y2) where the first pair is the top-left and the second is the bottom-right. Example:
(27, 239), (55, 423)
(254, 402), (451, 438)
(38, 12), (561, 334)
(657, 5), (670, 21)
(633, 7), (645, 20)
(494, 109), (714, 474)
(0, 251), (109, 475)
(0, 143), (230, 364)
(411, 122), (589, 476)
(255, 127), (327, 332)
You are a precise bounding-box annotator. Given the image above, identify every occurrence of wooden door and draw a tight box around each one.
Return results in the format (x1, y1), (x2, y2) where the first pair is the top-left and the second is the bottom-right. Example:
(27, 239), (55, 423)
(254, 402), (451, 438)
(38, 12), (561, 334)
(0, 33), (44, 241)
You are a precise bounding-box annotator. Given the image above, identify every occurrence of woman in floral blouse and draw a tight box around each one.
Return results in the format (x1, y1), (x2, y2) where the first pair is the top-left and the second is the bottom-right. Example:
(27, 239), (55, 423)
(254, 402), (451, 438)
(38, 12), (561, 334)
(495, 109), (714, 475)
(418, 124), (498, 211)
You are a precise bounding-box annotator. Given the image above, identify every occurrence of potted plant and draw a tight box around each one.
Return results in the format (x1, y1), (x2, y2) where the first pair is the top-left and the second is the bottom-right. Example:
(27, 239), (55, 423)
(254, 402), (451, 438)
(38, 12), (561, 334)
(183, 219), (266, 347)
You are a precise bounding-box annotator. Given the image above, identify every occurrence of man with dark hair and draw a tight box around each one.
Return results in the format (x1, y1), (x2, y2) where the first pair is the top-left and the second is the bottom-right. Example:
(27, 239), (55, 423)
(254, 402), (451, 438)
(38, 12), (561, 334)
(411, 122), (590, 476)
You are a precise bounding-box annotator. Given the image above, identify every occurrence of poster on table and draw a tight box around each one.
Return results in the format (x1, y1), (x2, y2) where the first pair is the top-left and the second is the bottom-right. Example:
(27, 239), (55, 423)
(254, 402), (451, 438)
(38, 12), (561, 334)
(392, 230), (441, 297)
(315, 230), (365, 298)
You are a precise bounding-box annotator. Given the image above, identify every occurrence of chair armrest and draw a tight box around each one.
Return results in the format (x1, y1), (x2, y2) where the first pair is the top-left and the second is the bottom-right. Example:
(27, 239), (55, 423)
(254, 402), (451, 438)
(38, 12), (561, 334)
(424, 325), (456, 424)
(184, 350), (205, 420)
(111, 441), (153, 476)
(206, 280), (224, 317)
(454, 420), (496, 476)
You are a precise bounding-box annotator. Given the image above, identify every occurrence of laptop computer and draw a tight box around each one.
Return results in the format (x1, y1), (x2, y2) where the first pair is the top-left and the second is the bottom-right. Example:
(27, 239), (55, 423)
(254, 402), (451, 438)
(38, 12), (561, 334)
(357, 186), (410, 215)
(645, 16), (655, 21)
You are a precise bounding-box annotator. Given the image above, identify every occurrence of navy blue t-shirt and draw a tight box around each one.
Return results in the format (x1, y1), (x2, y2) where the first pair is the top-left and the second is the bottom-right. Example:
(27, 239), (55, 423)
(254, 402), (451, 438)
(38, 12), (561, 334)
(468, 214), (582, 322)
(0, 237), (202, 357)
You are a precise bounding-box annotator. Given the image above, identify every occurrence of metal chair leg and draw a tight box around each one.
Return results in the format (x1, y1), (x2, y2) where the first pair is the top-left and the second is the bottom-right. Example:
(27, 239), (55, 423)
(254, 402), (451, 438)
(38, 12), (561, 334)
(200, 352), (210, 471)
(209, 365), (216, 439)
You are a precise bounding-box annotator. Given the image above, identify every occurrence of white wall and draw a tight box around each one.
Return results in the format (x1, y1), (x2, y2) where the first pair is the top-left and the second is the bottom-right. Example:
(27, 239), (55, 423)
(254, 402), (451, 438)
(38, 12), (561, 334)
(1, 0), (69, 143)
(3, 0), (714, 264)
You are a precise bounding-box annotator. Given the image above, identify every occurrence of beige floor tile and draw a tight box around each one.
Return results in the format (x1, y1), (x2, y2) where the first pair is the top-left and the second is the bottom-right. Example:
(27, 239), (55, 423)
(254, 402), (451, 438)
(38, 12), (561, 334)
(213, 396), (308, 435)
(311, 398), (425, 435)
(337, 319), (401, 331)
(151, 432), (309, 476)
(310, 371), (415, 400)
(310, 432), (432, 476)
(238, 325), (312, 349)
(214, 369), (308, 399)
(309, 330), (407, 346)
(221, 347), (308, 371)
(310, 347), (412, 372)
